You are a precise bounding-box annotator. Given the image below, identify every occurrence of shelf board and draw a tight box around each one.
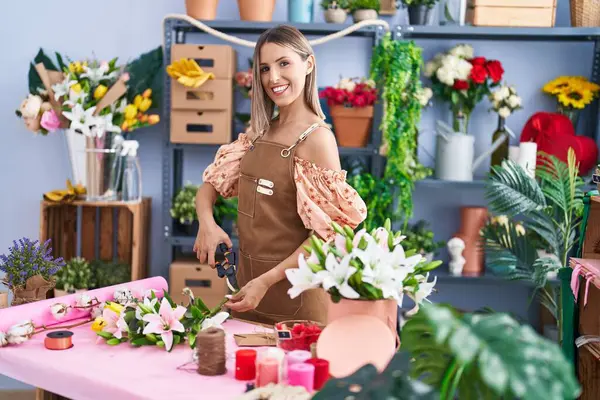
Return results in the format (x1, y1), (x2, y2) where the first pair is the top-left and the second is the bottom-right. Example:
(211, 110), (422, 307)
(432, 268), (560, 287)
(415, 178), (487, 188)
(42, 198), (150, 208)
(169, 18), (383, 37)
(396, 25), (600, 41)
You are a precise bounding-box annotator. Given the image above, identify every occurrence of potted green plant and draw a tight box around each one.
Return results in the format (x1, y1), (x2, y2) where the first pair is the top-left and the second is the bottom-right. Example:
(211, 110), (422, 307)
(402, 220), (446, 262)
(348, 0), (380, 22)
(54, 257), (93, 297)
(321, 0), (350, 23)
(91, 260), (131, 289)
(399, 0), (438, 25)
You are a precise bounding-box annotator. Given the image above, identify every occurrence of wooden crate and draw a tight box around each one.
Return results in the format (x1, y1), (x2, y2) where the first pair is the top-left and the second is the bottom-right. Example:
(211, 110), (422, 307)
(578, 342), (600, 400)
(582, 196), (600, 260)
(39, 198), (151, 281)
(466, 0), (556, 27)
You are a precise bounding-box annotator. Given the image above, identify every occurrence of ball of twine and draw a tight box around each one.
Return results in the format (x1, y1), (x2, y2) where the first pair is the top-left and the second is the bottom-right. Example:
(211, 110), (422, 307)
(196, 327), (226, 376)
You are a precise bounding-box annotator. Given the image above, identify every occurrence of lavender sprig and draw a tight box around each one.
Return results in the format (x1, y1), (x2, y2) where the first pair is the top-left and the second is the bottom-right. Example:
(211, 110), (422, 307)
(0, 238), (65, 288)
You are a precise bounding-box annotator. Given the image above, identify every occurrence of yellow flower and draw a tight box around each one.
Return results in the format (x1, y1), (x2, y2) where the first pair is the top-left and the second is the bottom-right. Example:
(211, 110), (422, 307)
(139, 98), (152, 112)
(143, 89), (152, 98)
(124, 104), (138, 120)
(557, 86), (594, 109)
(491, 215), (509, 227)
(105, 301), (124, 315)
(134, 95), (143, 108)
(94, 85), (108, 100)
(515, 224), (525, 236)
(148, 115), (160, 125)
(543, 77), (573, 95)
(121, 121), (129, 132)
(71, 83), (82, 93)
(91, 317), (107, 332)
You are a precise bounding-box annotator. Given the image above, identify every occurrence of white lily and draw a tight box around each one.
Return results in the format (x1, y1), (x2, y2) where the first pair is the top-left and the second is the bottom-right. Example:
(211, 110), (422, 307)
(285, 254), (324, 299)
(80, 63), (118, 85)
(411, 274), (438, 304)
(63, 104), (97, 137)
(201, 311), (230, 331)
(50, 303), (69, 320)
(135, 296), (158, 320)
(0, 332), (7, 347)
(317, 253), (360, 299)
(51, 76), (77, 100)
(91, 113), (121, 138)
(63, 86), (88, 107)
(362, 262), (403, 302)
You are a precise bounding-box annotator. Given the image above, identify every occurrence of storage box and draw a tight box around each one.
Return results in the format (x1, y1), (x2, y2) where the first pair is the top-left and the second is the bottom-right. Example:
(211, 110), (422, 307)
(466, 0), (556, 27)
(169, 259), (228, 308)
(170, 109), (232, 144)
(171, 44), (236, 79)
(172, 78), (233, 111)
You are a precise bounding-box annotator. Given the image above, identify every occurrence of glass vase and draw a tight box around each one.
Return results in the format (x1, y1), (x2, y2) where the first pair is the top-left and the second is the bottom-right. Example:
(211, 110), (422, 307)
(557, 106), (580, 130)
(452, 109), (470, 133)
(490, 117), (509, 167)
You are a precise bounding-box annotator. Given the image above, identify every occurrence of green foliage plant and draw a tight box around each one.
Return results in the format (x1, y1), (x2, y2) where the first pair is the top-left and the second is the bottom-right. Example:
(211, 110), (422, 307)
(170, 182), (238, 226)
(402, 220), (446, 256)
(55, 257), (93, 292)
(348, 0), (381, 12)
(321, 0), (350, 9)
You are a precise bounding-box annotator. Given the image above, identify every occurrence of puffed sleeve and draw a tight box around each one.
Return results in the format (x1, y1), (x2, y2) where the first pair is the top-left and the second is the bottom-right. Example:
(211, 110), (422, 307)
(202, 133), (252, 198)
(294, 157), (367, 241)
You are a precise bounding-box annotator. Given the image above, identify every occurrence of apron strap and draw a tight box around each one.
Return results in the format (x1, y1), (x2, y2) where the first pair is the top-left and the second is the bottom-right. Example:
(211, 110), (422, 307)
(280, 122), (328, 158)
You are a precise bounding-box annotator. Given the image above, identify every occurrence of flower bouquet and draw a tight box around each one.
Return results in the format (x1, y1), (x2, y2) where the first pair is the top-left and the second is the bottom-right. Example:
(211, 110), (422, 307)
(489, 83), (522, 119)
(285, 219), (441, 310)
(0, 238), (65, 306)
(542, 75), (600, 128)
(319, 77), (378, 147)
(424, 44), (504, 133)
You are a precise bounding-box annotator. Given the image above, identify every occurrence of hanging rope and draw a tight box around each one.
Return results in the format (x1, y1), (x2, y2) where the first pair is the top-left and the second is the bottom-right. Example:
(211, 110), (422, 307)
(161, 14), (390, 49)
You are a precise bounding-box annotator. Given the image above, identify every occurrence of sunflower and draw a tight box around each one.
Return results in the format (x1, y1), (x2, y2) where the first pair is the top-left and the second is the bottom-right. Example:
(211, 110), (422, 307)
(557, 84), (595, 109)
(543, 76), (579, 95)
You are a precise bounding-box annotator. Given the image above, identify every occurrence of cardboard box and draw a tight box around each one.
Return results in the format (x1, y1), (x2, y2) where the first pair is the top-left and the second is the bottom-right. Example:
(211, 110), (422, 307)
(172, 78), (233, 111)
(170, 109), (232, 145)
(171, 44), (236, 79)
(466, 0), (556, 27)
(169, 259), (228, 308)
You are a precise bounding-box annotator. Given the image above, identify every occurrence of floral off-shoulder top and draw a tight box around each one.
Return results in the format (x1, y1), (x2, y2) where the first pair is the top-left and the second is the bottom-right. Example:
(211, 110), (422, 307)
(202, 132), (368, 241)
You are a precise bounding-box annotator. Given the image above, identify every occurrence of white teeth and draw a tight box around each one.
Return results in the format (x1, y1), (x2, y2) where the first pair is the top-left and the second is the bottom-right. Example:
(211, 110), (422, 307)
(273, 85), (288, 93)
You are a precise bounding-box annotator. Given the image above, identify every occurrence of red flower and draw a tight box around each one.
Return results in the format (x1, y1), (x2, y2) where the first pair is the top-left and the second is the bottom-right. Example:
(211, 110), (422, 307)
(486, 60), (504, 83)
(469, 57), (486, 66)
(469, 65), (488, 84)
(352, 94), (367, 107)
(453, 80), (469, 90)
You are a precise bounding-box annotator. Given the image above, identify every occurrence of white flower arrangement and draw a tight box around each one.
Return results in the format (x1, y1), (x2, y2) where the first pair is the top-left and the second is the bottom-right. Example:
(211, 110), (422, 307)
(285, 219), (442, 311)
(489, 84), (522, 119)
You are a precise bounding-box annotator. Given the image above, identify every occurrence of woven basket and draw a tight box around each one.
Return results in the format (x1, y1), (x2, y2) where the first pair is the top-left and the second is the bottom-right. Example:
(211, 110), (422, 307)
(571, 0), (600, 27)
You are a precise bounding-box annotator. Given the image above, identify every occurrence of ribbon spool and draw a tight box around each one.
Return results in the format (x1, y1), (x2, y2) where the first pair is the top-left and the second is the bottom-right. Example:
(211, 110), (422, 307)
(44, 330), (74, 350)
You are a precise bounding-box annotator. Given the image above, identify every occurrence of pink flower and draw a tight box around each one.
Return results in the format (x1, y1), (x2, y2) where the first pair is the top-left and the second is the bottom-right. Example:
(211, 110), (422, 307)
(101, 307), (128, 339)
(142, 298), (186, 351)
(40, 109), (61, 132)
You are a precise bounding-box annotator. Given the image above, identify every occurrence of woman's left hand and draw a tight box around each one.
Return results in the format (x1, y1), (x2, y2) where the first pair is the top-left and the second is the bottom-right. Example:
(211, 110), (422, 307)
(225, 277), (270, 313)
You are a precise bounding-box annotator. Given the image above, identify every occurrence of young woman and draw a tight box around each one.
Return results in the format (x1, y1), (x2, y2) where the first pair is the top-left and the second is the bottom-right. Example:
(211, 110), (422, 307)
(193, 25), (367, 325)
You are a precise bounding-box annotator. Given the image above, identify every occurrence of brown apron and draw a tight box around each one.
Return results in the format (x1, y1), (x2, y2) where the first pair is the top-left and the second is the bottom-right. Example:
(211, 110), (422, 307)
(232, 122), (329, 326)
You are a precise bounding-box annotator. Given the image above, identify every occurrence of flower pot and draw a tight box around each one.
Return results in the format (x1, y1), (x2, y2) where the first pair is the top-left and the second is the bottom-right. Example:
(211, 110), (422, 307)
(453, 206), (488, 277)
(0, 292), (8, 309)
(408, 5), (433, 25)
(185, 0), (219, 20)
(324, 8), (347, 23)
(288, 0), (313, 23)
(330, 105), (373, 148)
(238, 0), (276, 21)
(352, 9), (378, 22)
(11, 275), (55, 306)
(327, 298), (398, 345)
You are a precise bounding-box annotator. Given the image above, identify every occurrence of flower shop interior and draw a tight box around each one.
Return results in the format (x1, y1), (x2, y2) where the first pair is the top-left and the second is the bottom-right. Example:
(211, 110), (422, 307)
(3, 0), (600, 399)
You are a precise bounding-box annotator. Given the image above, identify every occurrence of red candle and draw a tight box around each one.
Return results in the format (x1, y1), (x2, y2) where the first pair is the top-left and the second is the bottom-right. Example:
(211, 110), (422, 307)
(305, 358), (329, 390)
(235, 349), (257, 380)
(257, 357), (279, 387)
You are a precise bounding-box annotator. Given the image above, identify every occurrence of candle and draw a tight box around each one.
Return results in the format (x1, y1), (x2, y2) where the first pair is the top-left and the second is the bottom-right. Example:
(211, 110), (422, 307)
(305, 358), (330, 390)
(517, 142), (537, 179)
(508, 145), (520, 163)
(235, 349), (257, 381)
(262, 347), (285, 381)
(256, 357), (279, 387)
(287, 363), (315, 392)
(287, 350), (312, 367)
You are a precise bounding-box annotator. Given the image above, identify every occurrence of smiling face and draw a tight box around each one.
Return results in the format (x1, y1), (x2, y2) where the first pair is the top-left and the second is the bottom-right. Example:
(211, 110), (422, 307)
(258, 42), (313, 108)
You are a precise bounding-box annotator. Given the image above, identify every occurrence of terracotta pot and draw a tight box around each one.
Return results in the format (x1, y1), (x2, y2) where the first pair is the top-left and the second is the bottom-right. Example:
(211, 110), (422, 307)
(328, 297), (398, 347)
(237, 0), (275, 21)
(330, 105), (373, 148)
(454, 206), (488, 277)
(185, 0), (219, 20)
(0, 292), (8, 309)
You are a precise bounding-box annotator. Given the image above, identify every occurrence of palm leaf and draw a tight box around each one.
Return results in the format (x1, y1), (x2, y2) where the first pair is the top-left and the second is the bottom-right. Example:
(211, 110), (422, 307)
(480, 222), (538, 278)
(402, 303), (581, 400)
(523, 210), (563, 256)
(485, 160), (546, 217)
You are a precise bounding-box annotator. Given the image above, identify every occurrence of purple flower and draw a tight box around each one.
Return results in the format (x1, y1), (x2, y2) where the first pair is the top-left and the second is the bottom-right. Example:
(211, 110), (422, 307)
(0, 237), (64, 288)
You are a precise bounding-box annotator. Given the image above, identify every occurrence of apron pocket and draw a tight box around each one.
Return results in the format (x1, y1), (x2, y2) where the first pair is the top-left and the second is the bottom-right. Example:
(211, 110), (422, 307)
(237, 173), (257, 218)
(251, 257), (302, 318)
(236, 250), (251, 289)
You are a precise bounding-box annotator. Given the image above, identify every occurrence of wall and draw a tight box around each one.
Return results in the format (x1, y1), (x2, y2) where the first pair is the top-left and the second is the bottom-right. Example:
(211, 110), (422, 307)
(0, 0), (586, 391)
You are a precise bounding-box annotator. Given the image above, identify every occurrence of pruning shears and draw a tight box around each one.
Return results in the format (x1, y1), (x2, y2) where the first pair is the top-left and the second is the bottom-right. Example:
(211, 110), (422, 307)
(215, 243), (239, 292)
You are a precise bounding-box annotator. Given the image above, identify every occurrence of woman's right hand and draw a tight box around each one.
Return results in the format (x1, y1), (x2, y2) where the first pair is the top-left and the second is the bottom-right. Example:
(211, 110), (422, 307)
(193, 220), (233, 268)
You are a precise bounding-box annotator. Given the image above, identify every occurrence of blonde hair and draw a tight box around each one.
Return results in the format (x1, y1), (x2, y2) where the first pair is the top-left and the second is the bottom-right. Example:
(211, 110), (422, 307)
(250, 25), (325, 137)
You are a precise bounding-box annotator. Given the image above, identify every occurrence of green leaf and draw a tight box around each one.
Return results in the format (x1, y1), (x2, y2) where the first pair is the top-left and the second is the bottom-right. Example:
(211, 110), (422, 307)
(96, 331), (114, 340)
(106, 338), (121, 346)
(131, 337), (154, 346)
(485, 160), (546, 217)
(124, 46), (163, 109)
(402, 303), (581, 400)
(145, 333), (158, 343)
(194, 297), (210, 313)
(188, 332), (197, 348)
(191, 306), (203, 320)
(162, 289), (177, 308)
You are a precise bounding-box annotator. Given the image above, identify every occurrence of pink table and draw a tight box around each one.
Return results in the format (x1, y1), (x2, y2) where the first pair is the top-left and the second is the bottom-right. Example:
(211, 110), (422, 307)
(0, 318), (270, 400)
